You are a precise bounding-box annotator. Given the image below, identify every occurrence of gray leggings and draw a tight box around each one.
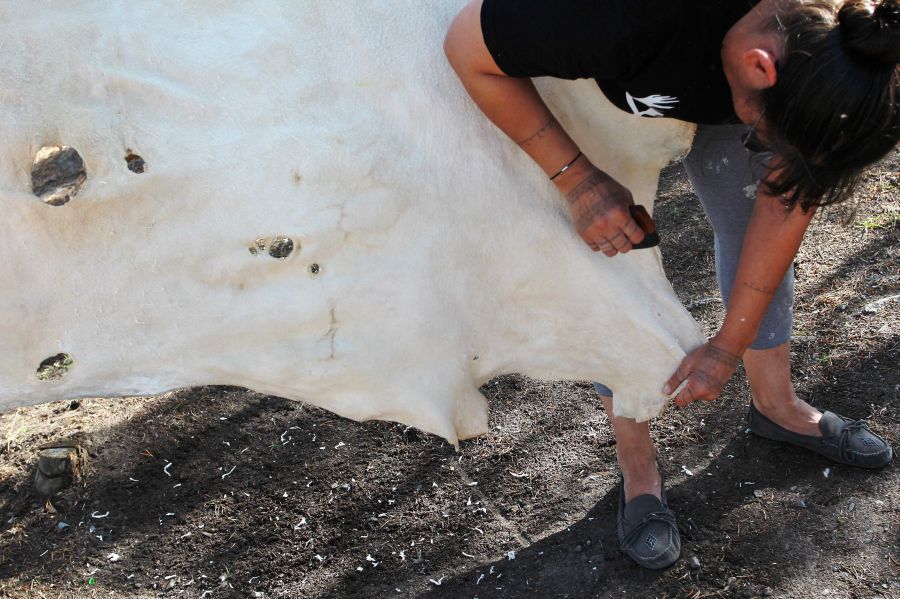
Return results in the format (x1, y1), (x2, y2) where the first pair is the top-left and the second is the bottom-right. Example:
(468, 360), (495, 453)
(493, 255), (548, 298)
(595, 123), (793, 398)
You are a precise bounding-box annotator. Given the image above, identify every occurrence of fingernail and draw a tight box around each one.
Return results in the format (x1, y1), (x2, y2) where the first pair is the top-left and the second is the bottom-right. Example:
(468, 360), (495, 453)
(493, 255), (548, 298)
(662, 384), (672, 395)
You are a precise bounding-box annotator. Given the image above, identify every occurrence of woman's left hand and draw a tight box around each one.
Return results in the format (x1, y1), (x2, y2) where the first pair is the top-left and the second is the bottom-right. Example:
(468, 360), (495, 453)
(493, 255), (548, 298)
(663, 340), (743, 408)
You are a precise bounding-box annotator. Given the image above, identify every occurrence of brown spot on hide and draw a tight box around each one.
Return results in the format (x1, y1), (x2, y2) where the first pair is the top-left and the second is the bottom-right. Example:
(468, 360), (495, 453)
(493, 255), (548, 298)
(249, 238), (267, 256)
(125, 152), (146, 173)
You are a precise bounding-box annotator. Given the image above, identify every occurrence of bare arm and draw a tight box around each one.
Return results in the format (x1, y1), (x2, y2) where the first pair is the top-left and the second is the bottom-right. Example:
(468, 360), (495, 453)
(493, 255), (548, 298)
(444, 0), (645, 254)
(665, 179), (816, 406)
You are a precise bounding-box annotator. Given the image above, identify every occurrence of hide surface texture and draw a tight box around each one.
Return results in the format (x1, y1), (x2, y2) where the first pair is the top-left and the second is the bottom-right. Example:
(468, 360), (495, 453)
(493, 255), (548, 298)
(0, 1), (704, 445)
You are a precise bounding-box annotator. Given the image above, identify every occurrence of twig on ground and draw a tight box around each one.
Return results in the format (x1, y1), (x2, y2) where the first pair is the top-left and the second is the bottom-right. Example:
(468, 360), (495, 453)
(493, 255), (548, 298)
(686, 297), (723, 310)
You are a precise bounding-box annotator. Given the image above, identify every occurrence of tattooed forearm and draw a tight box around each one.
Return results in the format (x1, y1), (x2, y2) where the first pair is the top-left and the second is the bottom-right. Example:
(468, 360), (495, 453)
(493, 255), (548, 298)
(704, 344), (741, 368)
(517, 117), (561, 149)
(743, 281), (777, 296)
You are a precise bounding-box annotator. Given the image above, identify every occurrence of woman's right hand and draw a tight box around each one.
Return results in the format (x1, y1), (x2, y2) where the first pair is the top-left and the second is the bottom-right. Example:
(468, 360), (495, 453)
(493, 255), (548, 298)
(444, 1), (644, 256)
(556, 164), (646, 256)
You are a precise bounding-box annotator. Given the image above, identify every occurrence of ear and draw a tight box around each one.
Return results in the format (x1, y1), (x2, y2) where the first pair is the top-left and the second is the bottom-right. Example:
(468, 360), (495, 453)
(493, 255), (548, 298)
(741, 48), (779, 90)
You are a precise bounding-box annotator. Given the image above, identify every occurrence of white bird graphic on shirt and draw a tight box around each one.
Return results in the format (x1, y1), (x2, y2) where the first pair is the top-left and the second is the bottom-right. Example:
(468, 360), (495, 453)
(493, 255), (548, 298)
(625, 92), (680, 117)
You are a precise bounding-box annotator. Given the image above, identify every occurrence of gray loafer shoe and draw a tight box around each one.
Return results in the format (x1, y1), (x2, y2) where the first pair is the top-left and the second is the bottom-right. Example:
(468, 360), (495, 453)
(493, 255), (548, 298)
(748, 402), (893, 469)
(617, 479), (681, 570)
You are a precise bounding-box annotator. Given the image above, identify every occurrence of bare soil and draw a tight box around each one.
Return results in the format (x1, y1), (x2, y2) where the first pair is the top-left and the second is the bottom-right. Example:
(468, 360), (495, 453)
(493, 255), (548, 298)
(1, 152), (897, 599)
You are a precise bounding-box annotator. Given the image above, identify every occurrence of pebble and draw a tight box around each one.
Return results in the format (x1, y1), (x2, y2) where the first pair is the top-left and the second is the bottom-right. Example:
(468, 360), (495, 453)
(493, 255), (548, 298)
(689, 556), (701, 570)
(35, 445), (81, 496)
(753, 489), (765, 499)
(848, 501), (856, 513)
(789, 498), (807, 509)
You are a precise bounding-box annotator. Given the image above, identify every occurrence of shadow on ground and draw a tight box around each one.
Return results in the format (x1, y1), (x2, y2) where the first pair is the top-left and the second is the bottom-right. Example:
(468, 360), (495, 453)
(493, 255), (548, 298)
(1, 158), (897, 598)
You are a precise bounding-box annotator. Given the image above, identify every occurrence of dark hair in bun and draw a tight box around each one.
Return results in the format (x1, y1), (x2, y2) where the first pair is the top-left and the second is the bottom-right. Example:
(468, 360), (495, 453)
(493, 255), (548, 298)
(760, 0), (899, 210)
(839, 0), (900, 63)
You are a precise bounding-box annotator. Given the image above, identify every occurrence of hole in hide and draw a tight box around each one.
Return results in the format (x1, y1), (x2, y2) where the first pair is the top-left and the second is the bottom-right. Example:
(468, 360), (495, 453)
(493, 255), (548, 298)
(268, 236), (295, 259)
(31, 146), (86, 206)
(249, 238), (268, 256)
(309, 263), (320, 275)
(36, 353), (74, 381)
(125, 152), (146, 174)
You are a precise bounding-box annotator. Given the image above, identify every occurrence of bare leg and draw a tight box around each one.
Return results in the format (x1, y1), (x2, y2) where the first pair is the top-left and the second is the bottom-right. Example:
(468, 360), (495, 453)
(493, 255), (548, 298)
(599, 395), (662, 501)
(743, 341), (822, 436)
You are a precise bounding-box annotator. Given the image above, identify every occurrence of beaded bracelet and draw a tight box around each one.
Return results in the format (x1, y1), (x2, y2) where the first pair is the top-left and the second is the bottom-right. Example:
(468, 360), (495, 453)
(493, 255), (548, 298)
(549, 151), (583, 181)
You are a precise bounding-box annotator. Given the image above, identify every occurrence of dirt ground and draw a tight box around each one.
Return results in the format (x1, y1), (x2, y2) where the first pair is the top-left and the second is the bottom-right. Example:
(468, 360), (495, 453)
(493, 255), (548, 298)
(1, 152), (897, 599)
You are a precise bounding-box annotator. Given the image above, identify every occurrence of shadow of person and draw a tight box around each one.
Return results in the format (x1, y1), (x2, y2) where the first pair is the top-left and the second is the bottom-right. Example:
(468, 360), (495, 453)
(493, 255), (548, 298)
(415, 414), (894, 599)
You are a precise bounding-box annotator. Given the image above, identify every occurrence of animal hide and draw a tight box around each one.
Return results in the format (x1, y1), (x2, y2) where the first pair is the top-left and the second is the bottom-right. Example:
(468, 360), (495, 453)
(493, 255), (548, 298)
(0, 1), (703, 445)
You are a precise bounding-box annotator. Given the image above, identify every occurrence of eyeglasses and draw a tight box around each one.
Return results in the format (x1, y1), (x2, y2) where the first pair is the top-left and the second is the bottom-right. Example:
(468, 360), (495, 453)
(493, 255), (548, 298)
(741, 108), (771, 154)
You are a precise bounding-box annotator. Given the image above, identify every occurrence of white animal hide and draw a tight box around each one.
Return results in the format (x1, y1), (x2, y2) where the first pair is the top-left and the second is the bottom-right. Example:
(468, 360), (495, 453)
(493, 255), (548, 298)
(0, 1), (703, 445)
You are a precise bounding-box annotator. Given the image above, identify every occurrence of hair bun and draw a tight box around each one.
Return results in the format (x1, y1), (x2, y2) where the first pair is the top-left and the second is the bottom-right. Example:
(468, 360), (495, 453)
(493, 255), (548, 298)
(838, 0), (900, 64)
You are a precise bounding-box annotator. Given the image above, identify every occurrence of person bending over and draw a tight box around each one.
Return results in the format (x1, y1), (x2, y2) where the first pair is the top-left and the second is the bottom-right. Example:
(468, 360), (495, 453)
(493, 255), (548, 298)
(445, 0), (898, 569)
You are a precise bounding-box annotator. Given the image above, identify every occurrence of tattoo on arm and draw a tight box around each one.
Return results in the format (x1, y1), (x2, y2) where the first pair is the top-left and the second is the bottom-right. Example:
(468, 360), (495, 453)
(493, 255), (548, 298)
(517, 117), (561, 148)
(743, 281), (777, 296)
(704, 345), (741, 369)
(564, 171), (612, 205)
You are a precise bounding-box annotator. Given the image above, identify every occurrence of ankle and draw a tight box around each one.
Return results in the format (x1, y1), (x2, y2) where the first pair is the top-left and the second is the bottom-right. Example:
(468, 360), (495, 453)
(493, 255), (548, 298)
(617, 453), (661, 501)
(751, 393), (819, 417)
(616, 443), (656, 471)
(750, 394), (823, 437)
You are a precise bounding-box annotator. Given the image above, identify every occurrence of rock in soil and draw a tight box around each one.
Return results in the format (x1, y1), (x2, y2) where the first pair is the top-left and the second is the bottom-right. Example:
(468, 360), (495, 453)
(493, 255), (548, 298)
(34, 439), (84, 496)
